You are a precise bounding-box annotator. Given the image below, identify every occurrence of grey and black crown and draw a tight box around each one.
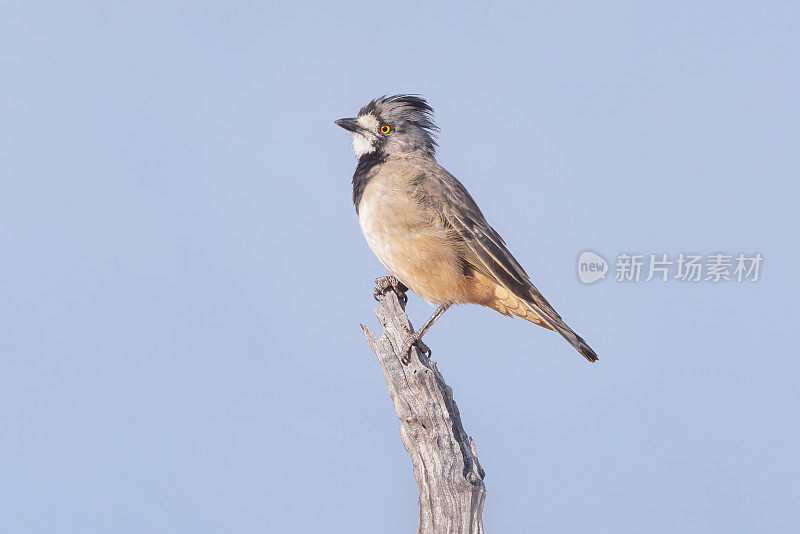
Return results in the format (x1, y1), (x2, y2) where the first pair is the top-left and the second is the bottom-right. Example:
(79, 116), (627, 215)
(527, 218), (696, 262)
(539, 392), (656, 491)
(361, 94), (439, 153)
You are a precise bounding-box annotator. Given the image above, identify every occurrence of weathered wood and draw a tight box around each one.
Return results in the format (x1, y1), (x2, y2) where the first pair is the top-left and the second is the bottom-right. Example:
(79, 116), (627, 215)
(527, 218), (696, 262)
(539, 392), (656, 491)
(361, 290), (486, 534)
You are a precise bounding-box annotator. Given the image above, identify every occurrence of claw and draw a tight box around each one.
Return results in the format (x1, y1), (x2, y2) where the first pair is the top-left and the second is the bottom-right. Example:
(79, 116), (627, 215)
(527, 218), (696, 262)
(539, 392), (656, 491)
(373, 275), (408, 305)
(414, 337), (432, 358)
(399, 325), (431, 364)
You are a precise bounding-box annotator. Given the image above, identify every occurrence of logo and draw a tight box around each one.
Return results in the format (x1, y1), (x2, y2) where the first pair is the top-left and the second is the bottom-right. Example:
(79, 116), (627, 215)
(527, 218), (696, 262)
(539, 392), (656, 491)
(577, 251), (609, 284)
(576, 251), (762, 284)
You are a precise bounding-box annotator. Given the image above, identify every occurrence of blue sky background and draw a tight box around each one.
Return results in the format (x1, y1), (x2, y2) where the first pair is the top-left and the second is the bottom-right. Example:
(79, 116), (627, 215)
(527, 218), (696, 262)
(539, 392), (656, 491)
(1, 1), (798, 532)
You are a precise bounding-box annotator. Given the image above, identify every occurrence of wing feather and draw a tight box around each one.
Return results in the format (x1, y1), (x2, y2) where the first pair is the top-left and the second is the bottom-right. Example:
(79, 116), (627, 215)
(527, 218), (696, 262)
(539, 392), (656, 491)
(423, 167), (563, 320)
(414, 164), (598, 362)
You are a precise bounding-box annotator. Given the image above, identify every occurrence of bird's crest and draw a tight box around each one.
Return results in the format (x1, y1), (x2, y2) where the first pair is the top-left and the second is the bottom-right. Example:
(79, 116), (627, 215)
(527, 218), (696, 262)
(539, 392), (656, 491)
(360, 94), (439, 153)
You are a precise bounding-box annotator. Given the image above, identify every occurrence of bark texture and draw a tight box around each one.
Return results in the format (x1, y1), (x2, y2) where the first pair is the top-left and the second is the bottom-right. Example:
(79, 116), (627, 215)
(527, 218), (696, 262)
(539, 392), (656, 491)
(361, 290), (486, 534)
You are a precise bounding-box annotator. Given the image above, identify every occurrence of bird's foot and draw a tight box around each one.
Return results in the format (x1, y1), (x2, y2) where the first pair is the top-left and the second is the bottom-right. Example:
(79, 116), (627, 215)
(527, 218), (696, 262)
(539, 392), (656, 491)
(399, 325), (431, 364)
(373, 275), (408, 306)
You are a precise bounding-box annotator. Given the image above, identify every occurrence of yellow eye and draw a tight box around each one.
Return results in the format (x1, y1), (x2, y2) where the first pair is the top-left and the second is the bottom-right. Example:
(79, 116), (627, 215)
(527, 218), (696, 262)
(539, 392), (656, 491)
(380, 125), (391, 134)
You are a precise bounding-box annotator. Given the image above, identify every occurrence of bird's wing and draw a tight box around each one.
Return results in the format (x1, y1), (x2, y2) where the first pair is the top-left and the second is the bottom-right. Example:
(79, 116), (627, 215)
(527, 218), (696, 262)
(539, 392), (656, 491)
(421, 166), (560, 318)
(421, 165), (599, 363)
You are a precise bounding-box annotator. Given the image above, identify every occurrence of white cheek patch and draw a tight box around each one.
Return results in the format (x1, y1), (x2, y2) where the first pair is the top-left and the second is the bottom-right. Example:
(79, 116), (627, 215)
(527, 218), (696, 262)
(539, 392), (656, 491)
(351, 113), (381, 156)
(352, 133), (376, 156)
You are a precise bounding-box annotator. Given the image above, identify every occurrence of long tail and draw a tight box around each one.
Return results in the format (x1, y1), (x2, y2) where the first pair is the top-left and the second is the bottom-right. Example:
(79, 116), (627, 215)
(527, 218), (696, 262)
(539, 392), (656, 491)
(522, 299), (599, 363)
(489, 281), (599, 363)
(539, 311), (599, 362)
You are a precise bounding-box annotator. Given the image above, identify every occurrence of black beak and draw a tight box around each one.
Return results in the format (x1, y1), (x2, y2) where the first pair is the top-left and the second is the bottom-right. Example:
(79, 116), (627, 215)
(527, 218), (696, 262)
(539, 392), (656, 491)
(334, 117), (360, 133)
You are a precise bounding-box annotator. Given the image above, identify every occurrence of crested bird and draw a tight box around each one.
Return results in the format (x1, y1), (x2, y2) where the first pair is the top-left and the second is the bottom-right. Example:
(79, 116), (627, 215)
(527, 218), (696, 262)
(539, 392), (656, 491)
(336, 95), (598, 363)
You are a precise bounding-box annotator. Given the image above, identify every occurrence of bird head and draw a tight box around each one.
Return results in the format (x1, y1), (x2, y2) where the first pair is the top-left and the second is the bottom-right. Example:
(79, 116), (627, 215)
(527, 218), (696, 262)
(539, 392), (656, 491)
(335, 94), (439, 158)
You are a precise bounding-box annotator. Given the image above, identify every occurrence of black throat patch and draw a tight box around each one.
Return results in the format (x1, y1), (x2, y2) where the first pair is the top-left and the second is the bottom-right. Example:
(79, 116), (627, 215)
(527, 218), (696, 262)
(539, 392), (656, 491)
(352, 151), (386, 213)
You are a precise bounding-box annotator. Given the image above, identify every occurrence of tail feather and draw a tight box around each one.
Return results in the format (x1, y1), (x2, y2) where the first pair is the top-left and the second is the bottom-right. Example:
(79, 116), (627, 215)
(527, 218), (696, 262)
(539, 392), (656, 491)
(481, 276), (599, 363)
(524, 301), (599, 363)
(547, 319), (599, 363)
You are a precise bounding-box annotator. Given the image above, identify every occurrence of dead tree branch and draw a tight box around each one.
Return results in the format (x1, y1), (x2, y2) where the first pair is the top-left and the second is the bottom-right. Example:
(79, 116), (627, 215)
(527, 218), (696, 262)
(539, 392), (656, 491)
(361, 289), (486, 534)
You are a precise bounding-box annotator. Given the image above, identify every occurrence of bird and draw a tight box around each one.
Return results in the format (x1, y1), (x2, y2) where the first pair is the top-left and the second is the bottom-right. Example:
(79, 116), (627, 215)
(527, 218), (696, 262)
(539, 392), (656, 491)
(335, 95), (598, 363)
